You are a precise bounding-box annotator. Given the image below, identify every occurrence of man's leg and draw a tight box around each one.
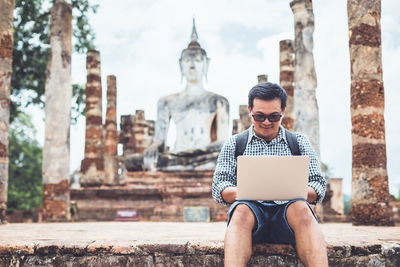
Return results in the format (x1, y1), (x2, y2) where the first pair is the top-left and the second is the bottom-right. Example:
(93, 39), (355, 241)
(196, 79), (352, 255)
(224, 204), (256, 267)
(286, 201), (328, 267)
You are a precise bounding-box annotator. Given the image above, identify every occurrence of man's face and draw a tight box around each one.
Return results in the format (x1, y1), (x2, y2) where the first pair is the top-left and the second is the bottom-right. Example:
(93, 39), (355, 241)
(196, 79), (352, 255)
(180, 50), (205, 83)
(248, 98), (284, 141)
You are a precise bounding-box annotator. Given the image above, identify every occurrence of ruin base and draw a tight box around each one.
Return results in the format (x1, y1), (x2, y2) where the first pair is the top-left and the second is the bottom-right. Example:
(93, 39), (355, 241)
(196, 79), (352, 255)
(352, 202), (394, 226)
(71, 171), (228, 222)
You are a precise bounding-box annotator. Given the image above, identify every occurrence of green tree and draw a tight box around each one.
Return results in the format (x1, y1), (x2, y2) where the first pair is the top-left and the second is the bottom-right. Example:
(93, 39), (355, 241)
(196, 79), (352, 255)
(11, 0), (98, 123)
(7, 112), (43, 212)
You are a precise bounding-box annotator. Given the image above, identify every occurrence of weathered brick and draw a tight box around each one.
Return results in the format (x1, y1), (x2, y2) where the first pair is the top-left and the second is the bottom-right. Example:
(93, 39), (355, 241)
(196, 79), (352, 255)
(351, 202), (393, 226)
(279, 71), (294, 84)
(43, 180), (69, 198)
(351, 80), (384, 109)
(279, 39), (294, 52)
(350, 23), (381, 47)
(0, 35), (13, 59)
(81, 158), (104, 173)
(351, 113), (385, 139)
(85, 115), (102, 126)
(281, 117), (294, 131)
(352, 144), (386, 168)
(85, 85), (102, 98)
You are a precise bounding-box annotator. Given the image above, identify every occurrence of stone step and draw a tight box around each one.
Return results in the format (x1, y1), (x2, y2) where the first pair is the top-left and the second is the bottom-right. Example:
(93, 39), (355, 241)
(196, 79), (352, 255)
(0, 222), (399, 266)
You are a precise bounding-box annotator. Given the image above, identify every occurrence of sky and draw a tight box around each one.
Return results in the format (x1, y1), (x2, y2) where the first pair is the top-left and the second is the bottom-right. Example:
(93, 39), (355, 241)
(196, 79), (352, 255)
(30, 0), (400, 196)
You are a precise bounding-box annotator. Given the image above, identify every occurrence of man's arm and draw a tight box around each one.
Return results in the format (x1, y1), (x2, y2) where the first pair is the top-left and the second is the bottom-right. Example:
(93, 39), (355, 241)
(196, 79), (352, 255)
(212, 136), (237, 204)
(297, 133), (327, 204)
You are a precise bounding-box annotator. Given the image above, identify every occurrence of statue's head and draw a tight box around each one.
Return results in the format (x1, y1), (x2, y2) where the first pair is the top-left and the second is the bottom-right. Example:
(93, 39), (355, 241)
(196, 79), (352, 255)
(179, 19), (210, 83)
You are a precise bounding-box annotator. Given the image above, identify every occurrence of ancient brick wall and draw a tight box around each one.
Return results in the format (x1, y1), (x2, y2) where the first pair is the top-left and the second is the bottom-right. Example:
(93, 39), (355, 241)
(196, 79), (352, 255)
(119, 110), (155, 155)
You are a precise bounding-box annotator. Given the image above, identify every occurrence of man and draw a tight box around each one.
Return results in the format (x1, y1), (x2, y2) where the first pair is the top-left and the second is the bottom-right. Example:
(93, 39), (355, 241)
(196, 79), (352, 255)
(212, 82), (328, 267)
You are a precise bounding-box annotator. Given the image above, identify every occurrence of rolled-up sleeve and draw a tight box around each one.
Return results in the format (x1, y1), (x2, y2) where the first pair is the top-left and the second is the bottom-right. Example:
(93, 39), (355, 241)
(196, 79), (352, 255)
(297, 133), (327, 204)
(212, 136), (237, 205)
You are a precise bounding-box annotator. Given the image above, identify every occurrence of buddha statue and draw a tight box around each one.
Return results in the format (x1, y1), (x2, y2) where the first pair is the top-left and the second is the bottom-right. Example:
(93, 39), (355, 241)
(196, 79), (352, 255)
(143, 20), (230, 171)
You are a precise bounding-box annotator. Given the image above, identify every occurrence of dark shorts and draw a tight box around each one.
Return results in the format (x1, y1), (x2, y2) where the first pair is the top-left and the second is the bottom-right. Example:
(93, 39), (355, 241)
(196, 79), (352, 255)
(227, 198), (317, 244)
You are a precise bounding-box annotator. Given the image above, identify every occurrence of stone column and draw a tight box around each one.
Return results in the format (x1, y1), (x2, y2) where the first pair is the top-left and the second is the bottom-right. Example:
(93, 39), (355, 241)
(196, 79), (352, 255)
(0, 0), (14, 223)
(80, 50), (105, 186)
(290, 0), (320, 156)
(347, 0), (393, 225)
(232, 120), (239, 135)
(329, 178), (344, 215)
(280, 40), (295, 131)
(104, 75), (118, 184)
(42, 0), (72, 222)
(239, 105), (251, 131)
(257, 74), (268, 84)
(232, 105), (251, 135)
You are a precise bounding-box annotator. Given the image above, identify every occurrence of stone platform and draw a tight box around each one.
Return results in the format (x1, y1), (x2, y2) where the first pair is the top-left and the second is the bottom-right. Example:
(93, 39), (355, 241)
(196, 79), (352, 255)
(0, 222), (399, 266)
(71, 171), (228, 222)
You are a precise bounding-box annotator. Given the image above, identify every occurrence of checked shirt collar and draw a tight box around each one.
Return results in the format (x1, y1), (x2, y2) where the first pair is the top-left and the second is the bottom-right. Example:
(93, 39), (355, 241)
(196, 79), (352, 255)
(247, 125), (288, 146)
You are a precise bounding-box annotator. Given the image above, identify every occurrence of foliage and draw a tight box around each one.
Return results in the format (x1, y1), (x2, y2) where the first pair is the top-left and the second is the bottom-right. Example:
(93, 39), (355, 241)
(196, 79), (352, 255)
(11, 0), (98, 123)
(7, 112), (43, 212)
(72, 83), (86, 123)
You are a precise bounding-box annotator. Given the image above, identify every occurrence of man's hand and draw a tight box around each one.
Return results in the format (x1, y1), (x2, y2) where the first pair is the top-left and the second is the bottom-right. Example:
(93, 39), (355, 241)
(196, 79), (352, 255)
(221, 187), (237, 204)
(307, 186), (318, 203)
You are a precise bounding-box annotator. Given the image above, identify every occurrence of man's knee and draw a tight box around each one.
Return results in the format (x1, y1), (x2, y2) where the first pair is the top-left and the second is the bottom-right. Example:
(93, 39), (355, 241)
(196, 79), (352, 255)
(286, 201), (315, 230)
(229, 204), (256, 229)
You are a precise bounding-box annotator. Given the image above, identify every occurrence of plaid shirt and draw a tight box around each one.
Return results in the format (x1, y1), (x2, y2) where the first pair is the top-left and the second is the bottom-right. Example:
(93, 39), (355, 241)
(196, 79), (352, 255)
(212, 125), (326, 205)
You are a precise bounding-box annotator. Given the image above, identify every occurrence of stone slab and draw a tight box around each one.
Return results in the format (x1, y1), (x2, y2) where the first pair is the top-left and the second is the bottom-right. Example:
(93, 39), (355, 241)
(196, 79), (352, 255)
(0, 222), (399, 266)
(183, 207), (210, 222)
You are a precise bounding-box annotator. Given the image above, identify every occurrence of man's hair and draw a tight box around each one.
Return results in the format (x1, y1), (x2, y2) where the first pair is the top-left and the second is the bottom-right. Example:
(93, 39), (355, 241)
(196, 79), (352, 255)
(248, 82), (287, 110)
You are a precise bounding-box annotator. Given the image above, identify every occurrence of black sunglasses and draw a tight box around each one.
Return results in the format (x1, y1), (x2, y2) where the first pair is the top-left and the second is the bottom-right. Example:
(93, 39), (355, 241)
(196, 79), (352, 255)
(251, 112), (282, 123)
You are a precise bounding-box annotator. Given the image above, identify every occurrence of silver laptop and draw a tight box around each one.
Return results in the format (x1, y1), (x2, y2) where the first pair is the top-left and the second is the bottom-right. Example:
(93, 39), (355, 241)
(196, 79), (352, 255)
(236, 155), (309, 201)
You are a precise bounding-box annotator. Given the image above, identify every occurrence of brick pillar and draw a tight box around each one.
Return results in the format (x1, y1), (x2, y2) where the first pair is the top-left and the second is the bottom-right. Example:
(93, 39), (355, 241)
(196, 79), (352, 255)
(232, 105), (251, 135)
(329, 178), (344, 215)
(239, 105), (251, 131)
(133, 110), (154, 153)
(257, 74), (268, 84)
(280, 40), (295, 131)
(290, 0), (320, 157)
(42, 0), (72, 221)
(104, 75), (118, 184)
(120, 115), (135, 156)
(347, 0), (393, 225)
(232, 120), (239, 135)
(80, 50), (105, 186)
(0, 0), (14, 223)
